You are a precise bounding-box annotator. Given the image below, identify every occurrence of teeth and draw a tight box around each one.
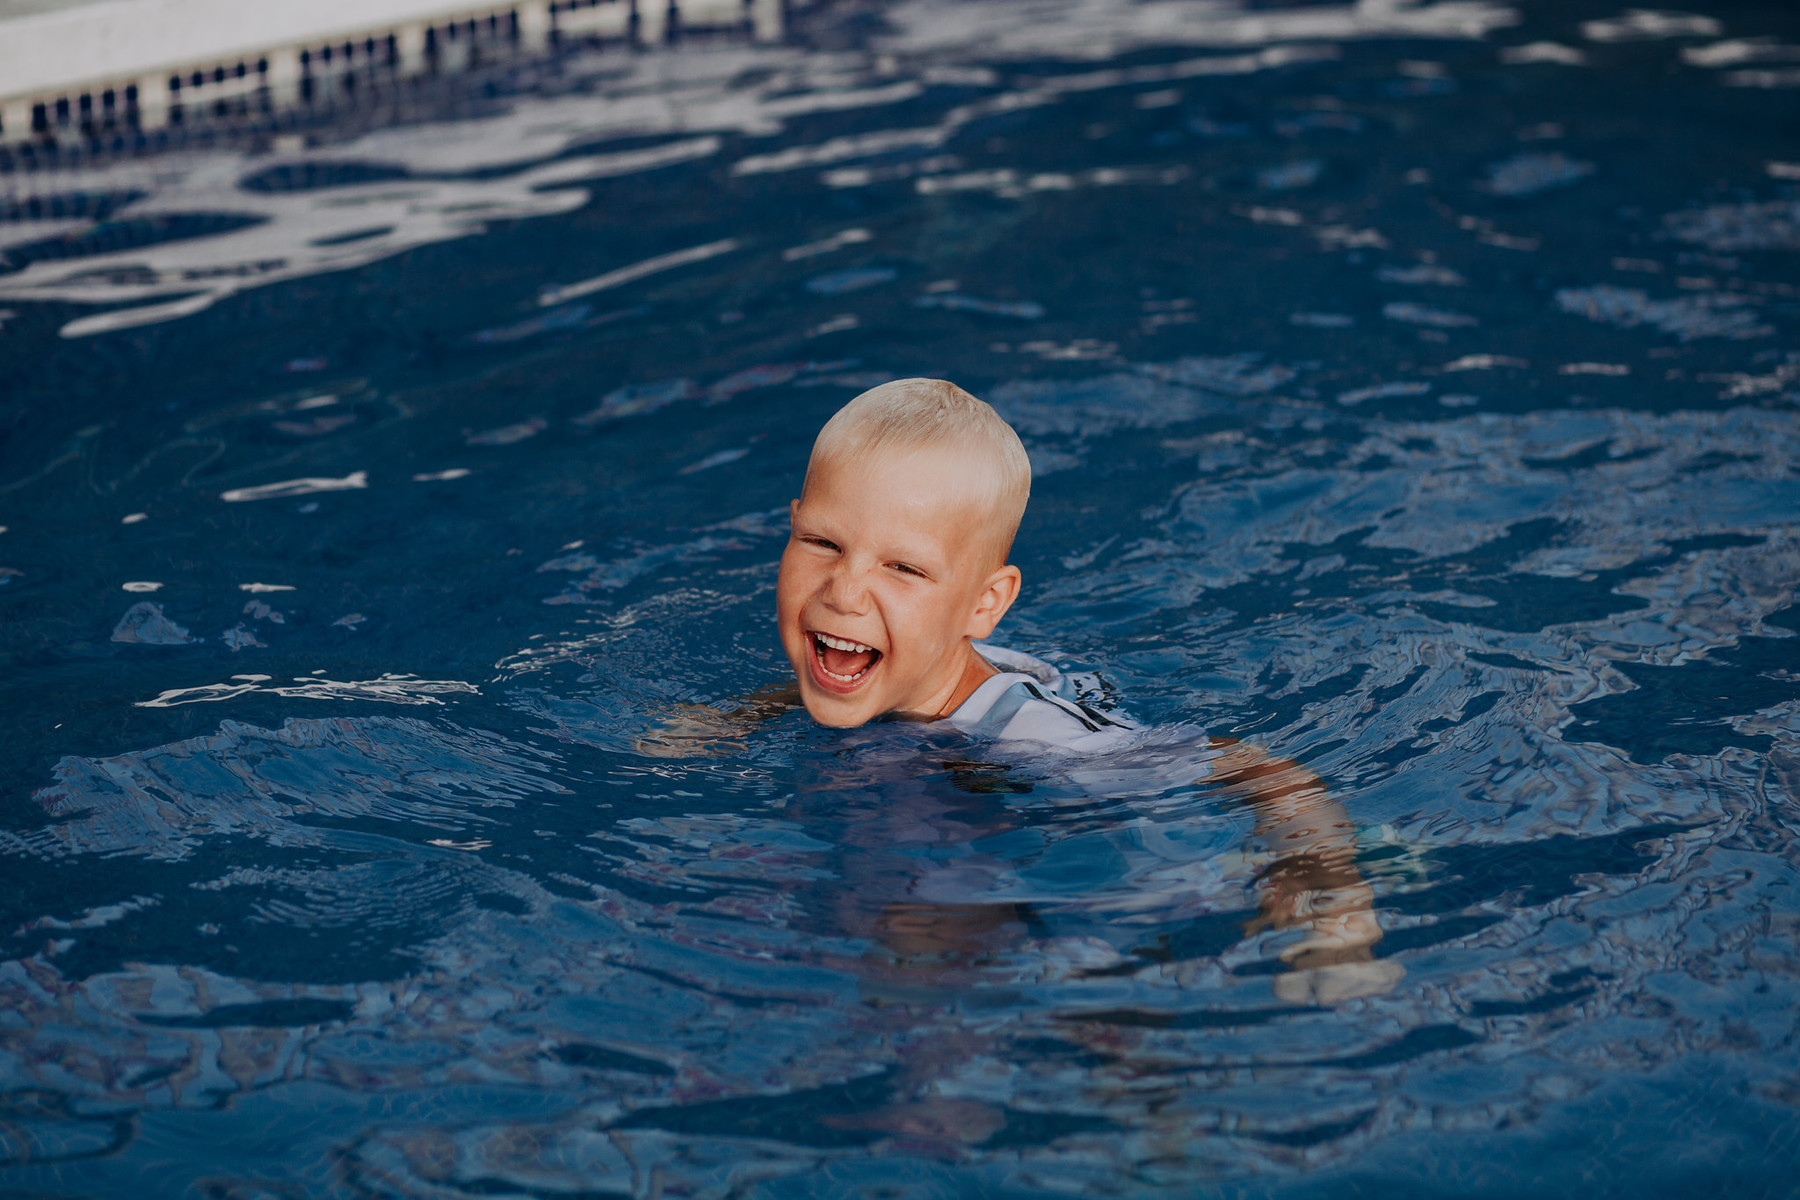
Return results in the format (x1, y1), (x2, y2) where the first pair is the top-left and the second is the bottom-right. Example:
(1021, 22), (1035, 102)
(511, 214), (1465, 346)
(815, 632), (875, 654)
(813, 631), (877, 683)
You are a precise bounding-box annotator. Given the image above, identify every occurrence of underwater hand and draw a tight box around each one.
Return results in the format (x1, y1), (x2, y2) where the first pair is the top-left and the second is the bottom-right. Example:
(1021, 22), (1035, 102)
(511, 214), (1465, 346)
(1262, 884), (1382, 962)
(1251, 879), (1403, 1003)
(634, 702), (750, 758)
(633, 683), (800, 758)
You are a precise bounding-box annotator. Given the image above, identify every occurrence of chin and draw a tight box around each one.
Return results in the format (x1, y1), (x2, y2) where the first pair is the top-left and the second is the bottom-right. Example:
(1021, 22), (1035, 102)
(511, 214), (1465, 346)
(798, 688), (876, 728)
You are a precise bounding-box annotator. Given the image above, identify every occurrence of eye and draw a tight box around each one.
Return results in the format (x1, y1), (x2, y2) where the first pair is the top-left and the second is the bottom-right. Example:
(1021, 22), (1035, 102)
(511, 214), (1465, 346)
(887, 561), (929, 578)
(801, 535), (839, 552)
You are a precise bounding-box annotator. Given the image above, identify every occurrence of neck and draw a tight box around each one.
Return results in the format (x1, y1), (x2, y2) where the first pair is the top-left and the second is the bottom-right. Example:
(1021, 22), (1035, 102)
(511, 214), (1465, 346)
(933, 644), (998, 719)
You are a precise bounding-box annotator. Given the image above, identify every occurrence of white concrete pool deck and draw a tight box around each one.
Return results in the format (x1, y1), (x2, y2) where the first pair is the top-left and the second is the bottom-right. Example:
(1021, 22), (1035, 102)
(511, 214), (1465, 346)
(0, 0), (783, 142)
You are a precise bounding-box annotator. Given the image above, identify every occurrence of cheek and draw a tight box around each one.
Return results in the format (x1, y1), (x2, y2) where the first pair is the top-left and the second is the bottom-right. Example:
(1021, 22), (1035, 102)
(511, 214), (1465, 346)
(776, 552), (827, 641)
(906, 585), (976, 649)
(775, 550), (804, 617)
(878, 588), (942, 657)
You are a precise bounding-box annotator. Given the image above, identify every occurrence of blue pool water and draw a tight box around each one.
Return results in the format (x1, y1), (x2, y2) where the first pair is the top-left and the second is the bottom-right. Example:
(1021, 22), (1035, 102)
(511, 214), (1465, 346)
(3, 1), (1800, 1195)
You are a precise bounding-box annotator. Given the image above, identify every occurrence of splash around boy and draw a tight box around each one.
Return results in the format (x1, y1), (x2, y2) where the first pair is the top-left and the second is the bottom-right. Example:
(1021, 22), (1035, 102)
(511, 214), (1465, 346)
(777, 377), (1030, 728)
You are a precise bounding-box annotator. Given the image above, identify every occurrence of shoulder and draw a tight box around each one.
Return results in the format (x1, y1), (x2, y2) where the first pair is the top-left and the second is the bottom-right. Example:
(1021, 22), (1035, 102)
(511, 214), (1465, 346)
(971, 643), (1065, 688)
(997, 682), (1141, 754)
(944, 646), (1140, 754)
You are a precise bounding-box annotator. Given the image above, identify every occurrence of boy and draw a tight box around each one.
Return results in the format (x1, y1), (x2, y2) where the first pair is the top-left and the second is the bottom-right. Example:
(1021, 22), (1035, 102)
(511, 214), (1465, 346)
(653, 377), (1396, 1002)
(777, 376), (1133, 750)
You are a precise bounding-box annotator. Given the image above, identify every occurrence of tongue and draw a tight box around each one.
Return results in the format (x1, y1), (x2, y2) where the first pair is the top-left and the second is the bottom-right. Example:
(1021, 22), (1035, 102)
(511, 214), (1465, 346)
(821, 642), (877, 677)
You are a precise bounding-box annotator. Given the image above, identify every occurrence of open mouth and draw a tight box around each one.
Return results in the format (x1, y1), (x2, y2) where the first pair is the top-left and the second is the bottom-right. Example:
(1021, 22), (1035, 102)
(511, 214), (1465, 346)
(811, 630), (882, 688)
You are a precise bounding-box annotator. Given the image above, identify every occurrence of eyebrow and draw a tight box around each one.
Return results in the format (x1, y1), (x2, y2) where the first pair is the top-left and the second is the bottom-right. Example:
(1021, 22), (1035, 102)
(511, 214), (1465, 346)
(792, 511), (955, 576)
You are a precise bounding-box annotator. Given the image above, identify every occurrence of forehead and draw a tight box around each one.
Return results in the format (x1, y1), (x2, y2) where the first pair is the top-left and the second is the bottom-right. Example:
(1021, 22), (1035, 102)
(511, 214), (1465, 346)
(799, 446), (996, 551)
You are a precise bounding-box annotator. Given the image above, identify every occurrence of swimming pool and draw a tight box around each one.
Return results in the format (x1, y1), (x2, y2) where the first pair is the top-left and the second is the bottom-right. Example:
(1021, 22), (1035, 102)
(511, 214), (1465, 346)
(2, 0), (1799, 1195)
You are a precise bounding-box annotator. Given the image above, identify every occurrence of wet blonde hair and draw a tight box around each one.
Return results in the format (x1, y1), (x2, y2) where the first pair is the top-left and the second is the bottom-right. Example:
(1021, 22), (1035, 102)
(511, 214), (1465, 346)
(805, 377), (1031, 563)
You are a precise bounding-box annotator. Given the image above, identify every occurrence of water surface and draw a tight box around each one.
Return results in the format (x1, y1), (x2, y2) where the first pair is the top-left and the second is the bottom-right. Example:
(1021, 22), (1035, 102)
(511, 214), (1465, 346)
(2, 1), (1799, 1196)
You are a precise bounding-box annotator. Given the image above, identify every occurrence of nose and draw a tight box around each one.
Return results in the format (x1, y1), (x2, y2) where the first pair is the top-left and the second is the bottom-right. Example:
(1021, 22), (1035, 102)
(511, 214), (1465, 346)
(820, 554), (871, 615)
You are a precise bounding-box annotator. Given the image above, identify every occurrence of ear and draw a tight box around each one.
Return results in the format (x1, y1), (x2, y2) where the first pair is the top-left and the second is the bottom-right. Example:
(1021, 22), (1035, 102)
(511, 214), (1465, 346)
(965, 564), (1022, 639)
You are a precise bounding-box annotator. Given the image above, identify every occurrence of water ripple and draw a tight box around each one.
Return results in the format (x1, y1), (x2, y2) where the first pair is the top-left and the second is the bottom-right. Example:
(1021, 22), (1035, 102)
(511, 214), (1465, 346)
(3, 0), (1799, 1193)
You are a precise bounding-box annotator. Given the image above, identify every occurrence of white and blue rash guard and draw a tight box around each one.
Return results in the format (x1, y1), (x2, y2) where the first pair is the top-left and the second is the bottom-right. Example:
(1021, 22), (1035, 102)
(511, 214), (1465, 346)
(938, 644), (1143, 755)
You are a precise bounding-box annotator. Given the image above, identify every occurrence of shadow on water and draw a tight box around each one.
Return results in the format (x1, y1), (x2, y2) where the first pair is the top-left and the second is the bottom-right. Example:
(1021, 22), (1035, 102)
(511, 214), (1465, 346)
(1371, 823), (1699, 952)
(1570, 605), (1800, 761)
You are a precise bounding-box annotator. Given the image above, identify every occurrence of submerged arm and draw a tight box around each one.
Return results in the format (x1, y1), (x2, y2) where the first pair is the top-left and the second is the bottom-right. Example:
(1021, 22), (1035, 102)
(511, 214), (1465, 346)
(1204, 738), (1400, 1001)
(634, 682), (800, 757)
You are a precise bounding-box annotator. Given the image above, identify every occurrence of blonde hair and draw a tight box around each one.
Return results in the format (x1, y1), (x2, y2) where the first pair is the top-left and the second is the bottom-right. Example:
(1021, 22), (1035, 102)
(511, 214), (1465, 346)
(806, 378), (1031, 562)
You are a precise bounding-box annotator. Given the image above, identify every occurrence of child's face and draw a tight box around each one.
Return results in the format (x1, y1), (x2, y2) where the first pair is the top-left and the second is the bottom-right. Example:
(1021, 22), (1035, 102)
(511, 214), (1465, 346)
(777, 446), (1019, 727)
